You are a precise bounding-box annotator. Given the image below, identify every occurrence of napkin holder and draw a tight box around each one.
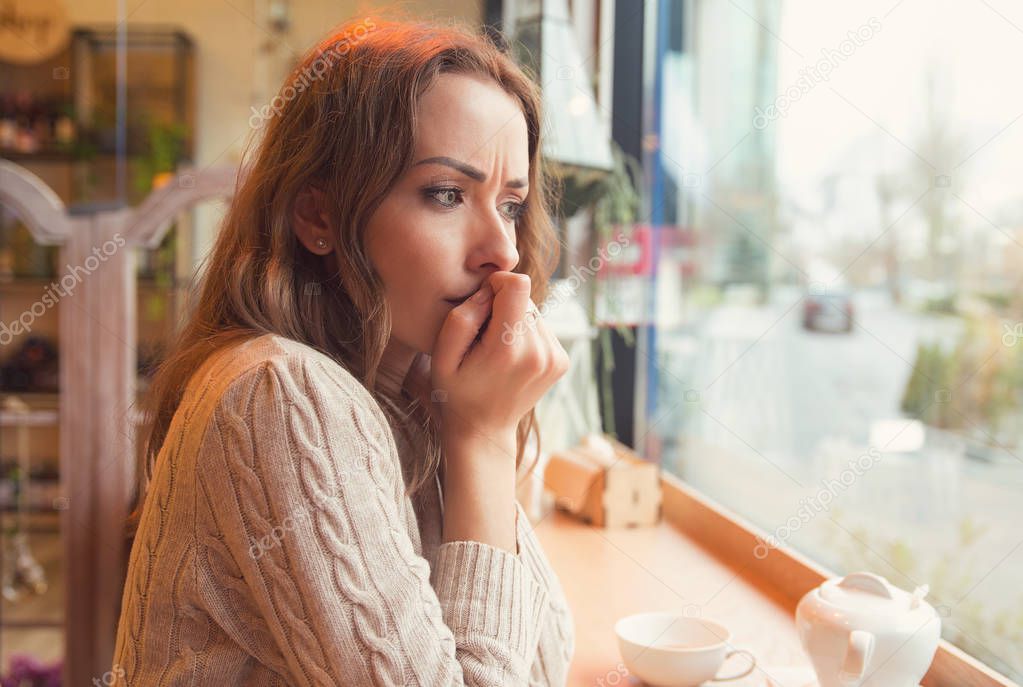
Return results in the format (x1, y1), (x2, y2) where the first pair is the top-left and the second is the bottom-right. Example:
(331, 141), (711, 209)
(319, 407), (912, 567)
(542, 435), (661, 528)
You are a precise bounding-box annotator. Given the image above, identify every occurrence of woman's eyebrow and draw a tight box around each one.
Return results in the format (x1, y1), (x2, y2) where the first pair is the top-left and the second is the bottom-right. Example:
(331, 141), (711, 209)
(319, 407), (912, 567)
(413, 156), (528, 189)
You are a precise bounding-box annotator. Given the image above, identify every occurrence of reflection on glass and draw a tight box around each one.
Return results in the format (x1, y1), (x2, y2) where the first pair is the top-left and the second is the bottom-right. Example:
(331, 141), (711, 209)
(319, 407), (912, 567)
(648, 0), (1023, 679)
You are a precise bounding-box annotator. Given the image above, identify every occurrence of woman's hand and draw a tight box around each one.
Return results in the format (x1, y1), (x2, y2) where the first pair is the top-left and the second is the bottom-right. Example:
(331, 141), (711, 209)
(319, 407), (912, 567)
(429, 272), (570, 454)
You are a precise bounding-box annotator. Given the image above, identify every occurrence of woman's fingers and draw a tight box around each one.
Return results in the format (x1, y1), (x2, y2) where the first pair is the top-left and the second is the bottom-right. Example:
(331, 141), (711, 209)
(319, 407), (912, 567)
(482, 272), (532, 350)
(432, 282), (494, 374)
(537, 315), (571, 381)
(430, 270), (570, 438)
(519, 302), (567, 382)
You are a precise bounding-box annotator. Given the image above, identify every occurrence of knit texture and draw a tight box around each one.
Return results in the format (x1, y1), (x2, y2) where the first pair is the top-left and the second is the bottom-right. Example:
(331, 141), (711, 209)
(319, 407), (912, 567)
(111, 333), (574, 686)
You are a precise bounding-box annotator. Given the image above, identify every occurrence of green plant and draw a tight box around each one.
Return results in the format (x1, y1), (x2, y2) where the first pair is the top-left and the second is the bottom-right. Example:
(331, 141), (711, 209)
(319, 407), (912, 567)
(586, 141), (643, 440)
(900, 340), (956, 425)
(833, 513), (1023, 682)
(901, 316), (1023, 443)
(922, 294), (957, 315)
(132, 117), (189, 198)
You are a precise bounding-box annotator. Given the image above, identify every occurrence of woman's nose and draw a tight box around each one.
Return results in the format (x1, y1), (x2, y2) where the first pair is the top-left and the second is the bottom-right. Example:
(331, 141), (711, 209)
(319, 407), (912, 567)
(471, 211), (519, 273)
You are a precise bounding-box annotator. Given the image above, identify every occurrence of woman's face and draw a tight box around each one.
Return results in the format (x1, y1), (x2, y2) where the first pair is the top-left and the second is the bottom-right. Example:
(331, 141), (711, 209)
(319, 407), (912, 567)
(365, 72), (529, 357)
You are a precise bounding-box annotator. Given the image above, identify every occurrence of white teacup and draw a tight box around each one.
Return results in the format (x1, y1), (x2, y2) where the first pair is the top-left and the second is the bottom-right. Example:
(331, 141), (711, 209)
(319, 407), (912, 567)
(615, 612), (756, 687)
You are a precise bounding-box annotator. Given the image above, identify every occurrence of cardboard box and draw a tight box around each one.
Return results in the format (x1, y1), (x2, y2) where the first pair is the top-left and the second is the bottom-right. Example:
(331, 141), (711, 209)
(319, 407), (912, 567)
(543, 434), (661, 528)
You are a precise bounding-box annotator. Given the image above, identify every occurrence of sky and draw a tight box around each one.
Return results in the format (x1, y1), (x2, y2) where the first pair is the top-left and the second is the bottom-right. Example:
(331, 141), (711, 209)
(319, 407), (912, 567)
(771, 0), (1023, 257)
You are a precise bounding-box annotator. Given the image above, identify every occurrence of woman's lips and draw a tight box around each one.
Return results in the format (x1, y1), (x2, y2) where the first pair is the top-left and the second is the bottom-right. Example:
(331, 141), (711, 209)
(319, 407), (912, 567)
(443, 286), (482, 305)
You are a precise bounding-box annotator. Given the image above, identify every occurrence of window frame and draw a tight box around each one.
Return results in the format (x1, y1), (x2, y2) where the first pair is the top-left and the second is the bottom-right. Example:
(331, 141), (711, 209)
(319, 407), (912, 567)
(660, 471), (1019, 687)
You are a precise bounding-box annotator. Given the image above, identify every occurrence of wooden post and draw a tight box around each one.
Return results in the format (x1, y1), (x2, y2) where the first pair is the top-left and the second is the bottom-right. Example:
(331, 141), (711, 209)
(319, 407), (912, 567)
(0, 160), (236, 683)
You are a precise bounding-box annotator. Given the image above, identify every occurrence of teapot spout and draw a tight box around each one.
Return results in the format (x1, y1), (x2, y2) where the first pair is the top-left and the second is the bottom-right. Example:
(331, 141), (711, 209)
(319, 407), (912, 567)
(839, 630), (875, 687)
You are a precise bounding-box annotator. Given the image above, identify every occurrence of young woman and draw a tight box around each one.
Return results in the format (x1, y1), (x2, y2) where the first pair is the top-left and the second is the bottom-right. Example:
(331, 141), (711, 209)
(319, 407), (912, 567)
(112, 16), (575, 687)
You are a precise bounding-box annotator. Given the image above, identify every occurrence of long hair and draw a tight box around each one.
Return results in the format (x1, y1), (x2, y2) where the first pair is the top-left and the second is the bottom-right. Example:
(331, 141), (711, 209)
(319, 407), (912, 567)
(128, 16), (561, 533)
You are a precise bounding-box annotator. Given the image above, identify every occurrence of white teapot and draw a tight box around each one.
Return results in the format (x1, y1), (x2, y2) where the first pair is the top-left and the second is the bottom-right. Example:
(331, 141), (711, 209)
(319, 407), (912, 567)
(795, 572), (941, 687)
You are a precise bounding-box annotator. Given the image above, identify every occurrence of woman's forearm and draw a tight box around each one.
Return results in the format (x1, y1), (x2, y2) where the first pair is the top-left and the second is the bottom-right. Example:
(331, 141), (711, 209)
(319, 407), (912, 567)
(441, 433), (519, 553)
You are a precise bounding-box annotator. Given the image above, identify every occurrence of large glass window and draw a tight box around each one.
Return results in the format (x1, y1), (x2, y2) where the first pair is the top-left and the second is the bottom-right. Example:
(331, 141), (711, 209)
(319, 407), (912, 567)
(645, 0), (1023, 679)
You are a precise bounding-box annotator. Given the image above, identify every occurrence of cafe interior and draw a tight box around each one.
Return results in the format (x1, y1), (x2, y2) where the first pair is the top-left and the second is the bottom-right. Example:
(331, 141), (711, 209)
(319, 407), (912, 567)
(1, 0), (1022, 684)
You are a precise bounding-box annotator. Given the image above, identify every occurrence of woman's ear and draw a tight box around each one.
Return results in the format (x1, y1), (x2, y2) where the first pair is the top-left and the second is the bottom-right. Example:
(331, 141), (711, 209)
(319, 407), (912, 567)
(292, 186), (334, 254)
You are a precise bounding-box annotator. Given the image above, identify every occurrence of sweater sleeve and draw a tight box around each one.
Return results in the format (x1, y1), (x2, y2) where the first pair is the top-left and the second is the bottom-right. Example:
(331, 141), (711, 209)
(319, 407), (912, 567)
(194, 356), (551, 686)
(514, 502), (576, 687)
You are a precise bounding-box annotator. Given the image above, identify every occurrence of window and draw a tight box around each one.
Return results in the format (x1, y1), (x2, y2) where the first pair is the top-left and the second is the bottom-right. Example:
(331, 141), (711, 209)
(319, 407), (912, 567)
(640, 0), (1023, 680)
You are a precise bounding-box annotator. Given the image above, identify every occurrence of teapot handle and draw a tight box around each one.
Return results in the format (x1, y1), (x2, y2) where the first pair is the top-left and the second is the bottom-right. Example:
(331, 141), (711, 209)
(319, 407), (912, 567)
(839, 630), (875, 687)
(837, 572), (895, 599)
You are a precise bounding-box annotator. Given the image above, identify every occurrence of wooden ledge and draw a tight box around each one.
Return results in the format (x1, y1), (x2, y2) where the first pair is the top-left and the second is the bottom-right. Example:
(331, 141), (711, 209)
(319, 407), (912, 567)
(530, 471), (1017, 687)
(660, 472), (1016, 687)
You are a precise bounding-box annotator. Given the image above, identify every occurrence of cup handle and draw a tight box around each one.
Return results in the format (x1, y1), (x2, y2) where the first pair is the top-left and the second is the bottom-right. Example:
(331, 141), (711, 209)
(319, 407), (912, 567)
(713, 649), (757, 682)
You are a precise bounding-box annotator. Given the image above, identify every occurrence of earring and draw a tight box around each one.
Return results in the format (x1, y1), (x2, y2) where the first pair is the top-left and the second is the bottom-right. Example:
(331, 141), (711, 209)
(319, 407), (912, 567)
(315, 238), (328, 250)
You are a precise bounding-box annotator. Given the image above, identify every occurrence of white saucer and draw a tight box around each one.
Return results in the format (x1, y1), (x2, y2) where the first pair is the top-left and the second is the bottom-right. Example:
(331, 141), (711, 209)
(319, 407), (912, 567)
(764, 670), (922, 687)
(763, 666), (817, 687)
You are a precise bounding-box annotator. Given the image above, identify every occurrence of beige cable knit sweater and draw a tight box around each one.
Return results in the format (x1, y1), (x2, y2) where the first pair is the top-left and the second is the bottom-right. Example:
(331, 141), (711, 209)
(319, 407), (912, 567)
(112, 333), (574, 686)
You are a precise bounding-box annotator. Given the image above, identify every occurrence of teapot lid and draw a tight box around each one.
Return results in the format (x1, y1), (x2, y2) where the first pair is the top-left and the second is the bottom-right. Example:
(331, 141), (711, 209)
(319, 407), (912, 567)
(819, 572), (930, 616)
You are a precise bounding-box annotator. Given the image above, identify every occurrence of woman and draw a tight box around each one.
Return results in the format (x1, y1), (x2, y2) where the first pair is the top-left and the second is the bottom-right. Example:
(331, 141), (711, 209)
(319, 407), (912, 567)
(112, 15), (575, 687)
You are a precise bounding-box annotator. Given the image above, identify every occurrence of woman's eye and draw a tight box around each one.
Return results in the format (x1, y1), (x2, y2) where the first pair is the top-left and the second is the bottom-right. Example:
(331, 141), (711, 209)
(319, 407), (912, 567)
(424, 186), (526, 222)
(425, 187), (464, 208)
(499, 200), (527, 223)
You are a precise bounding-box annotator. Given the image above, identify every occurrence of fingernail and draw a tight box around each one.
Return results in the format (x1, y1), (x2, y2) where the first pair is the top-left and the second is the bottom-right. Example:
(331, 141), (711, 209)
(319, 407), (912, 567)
(472, 285), (493, 303)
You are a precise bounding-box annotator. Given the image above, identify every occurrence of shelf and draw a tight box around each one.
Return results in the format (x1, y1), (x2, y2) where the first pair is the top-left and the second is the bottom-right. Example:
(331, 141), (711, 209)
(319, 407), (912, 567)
(2, 147), (160, 160)
(0, 472), (58, 482)
(0, 149), (151, 164)
(0, 279), (63, 292)
(138, 277), (194, 290)
(0, 280), (191, 291)
(0, 502), (62, 513)
(0, 393), (58, 403)
(0, 24), (197, 675)
(0, 410), (58, 428)
(0, 620), (62, 629)
(0, 150), (77, 163)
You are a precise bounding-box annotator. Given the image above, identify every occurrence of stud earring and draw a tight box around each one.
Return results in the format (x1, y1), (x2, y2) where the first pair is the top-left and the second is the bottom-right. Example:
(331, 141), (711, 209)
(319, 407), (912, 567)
(315, 238), (328, 249)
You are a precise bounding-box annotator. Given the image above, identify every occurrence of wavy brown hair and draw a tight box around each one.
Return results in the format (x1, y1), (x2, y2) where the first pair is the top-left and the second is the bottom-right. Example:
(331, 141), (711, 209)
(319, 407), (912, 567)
(129, 16), (562, 532)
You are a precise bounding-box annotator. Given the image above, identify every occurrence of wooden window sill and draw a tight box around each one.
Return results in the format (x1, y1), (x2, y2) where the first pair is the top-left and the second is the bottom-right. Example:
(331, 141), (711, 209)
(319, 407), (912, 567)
(531, 471), (1016, 687)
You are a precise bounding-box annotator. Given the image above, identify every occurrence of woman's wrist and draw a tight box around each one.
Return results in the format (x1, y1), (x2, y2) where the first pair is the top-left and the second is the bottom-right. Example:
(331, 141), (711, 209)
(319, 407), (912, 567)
(440, 436), (519, 552)
(440, 415), (518, 460)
